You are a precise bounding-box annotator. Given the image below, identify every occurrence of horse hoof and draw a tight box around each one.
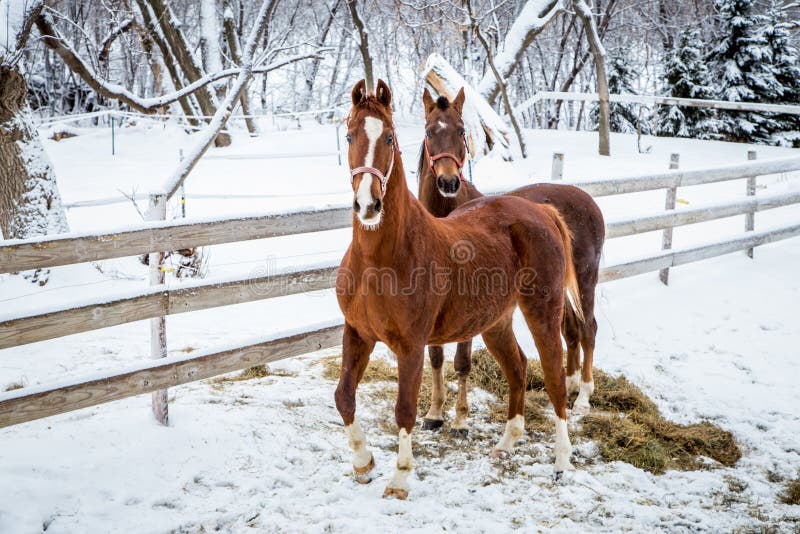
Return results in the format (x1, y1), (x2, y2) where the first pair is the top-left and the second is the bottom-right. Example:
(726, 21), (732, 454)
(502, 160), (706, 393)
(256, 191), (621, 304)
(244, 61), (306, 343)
(382, 486), (409, 500)
(422, 418), (444, 431)
(490, 448), (509, 459)
(353, 455), (375, 484)
(449, 428), (469, 438)
(572, 403), (590, 416)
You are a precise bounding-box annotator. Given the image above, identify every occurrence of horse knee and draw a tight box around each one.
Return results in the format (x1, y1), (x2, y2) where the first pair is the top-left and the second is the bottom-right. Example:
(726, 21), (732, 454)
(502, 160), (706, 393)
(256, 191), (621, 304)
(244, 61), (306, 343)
(428, 345), (444, 369)
(335, 383), (355, 425)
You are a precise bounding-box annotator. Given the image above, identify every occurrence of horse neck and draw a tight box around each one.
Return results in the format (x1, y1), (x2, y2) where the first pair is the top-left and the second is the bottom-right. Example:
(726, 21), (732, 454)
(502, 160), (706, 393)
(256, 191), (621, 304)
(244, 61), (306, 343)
(352, 157), (425, 260)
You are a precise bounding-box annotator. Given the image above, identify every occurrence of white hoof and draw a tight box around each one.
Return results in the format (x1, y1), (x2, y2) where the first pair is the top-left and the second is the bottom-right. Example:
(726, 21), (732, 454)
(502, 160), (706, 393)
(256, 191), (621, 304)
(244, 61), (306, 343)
(572, 401), (590, 415)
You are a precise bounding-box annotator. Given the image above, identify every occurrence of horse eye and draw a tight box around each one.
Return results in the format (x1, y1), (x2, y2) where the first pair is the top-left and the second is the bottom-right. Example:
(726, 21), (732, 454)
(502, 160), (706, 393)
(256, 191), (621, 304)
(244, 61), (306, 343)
(386, 135), (394, 145)
(458, 128), (465, 136)
(345, 134), (353, 144)
(425, 130), (432, 139)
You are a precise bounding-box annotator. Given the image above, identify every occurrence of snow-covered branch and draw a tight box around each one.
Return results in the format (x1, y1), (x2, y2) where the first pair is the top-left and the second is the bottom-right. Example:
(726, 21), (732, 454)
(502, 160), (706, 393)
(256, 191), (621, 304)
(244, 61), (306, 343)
(477, 0), (564, 103)
(35, 11), (325, 114)
(162, 0), (276, 199)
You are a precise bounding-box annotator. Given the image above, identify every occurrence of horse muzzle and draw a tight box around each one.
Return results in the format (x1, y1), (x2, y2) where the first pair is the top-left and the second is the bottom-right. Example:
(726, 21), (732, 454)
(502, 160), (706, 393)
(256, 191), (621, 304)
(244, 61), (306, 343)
(436, 174), (461, 197)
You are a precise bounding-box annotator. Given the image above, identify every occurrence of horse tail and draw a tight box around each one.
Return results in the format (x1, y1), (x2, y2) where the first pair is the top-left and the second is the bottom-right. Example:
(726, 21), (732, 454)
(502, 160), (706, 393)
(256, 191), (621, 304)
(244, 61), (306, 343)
(543, 204), (584, 324)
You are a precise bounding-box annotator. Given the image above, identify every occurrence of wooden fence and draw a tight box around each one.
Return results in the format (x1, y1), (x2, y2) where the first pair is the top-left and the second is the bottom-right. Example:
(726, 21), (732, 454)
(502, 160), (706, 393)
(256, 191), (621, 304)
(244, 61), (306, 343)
(2, 154), (800, 429)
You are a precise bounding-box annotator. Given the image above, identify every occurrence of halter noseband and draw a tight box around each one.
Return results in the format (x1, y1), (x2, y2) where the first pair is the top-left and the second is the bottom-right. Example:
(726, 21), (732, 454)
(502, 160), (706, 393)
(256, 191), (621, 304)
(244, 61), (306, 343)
(348, 126), (399, 194)
(424, 134), (469, 182)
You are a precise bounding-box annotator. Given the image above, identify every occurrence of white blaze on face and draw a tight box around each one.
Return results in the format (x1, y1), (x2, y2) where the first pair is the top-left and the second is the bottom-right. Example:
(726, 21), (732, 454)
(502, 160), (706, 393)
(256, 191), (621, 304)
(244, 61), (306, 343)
(355, 116), (384, 227)
(437, 120), (447, 131)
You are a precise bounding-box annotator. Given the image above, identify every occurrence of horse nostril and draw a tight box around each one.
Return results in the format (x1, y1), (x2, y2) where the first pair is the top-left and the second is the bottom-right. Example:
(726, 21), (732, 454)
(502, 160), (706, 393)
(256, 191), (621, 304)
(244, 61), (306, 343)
(374, 198), (382, 212)
(437, 176), (446, 190)
(353, 199), (360, 212)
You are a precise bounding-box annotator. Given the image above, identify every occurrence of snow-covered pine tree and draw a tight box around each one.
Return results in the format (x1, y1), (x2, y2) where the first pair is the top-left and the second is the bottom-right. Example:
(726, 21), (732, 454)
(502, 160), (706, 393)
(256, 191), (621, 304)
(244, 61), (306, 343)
(710, 0), (783, 143)
(659, 27), (718, 139)
(764, 0), (800, 144)
(590, 47), (647, 134)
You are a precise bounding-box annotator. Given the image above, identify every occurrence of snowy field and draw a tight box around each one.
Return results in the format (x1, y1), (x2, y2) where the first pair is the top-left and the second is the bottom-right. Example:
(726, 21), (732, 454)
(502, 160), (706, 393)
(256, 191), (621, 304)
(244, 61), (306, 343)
(1, 117), (800, 532)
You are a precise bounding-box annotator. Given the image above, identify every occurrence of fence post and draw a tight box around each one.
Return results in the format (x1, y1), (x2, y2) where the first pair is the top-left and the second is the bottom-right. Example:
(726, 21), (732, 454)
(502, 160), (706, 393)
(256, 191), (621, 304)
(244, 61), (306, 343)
(147, 193), (169, 425)
(659, 153), (680, 285)
(746, 150), (757, 258)
(551, 152), (564, 180)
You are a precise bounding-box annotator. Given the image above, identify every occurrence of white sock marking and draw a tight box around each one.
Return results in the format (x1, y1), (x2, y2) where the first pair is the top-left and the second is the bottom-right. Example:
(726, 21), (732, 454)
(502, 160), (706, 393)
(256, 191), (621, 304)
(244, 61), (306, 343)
(387, 428), (413, 491)
(346, 420), (372, 469)
(554, 417), (573, 472)
(567, 371), (581, 392)
(494, 414), (524, 453)
(574, 380), (594, 412)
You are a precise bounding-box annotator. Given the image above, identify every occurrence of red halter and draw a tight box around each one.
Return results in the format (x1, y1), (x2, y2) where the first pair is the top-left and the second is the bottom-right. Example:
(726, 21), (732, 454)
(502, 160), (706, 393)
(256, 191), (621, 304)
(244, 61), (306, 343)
(424, 134), (469, 182)
(349, 130), (398, 194)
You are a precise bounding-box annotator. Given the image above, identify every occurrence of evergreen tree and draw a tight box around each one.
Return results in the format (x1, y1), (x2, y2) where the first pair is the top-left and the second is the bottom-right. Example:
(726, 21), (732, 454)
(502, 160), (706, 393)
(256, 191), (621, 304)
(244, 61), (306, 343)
(710, 0), (783, 143)
(764, 1), (800, 142)
(592, 47), (648, 134)
(658, 27), (718, 139)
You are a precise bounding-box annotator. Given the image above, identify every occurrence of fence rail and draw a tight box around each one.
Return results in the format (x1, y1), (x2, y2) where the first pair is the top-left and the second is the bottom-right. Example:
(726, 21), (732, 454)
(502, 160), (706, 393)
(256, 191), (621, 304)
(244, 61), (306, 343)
(2, 153), (800, 429)
(515, 91), (800, 116)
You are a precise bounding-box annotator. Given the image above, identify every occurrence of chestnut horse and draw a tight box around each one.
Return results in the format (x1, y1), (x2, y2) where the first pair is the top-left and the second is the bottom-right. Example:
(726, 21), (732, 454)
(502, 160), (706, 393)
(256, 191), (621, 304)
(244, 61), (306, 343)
(335, 79), (581, 499)
(417, 89), (605, 435)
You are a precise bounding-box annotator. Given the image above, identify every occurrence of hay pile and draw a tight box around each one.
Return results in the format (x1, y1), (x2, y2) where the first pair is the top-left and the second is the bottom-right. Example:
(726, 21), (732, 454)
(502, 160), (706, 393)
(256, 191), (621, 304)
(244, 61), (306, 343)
(781, 477), (800, 505)
(321, 355), (457, 416)
(469, 349), (741, 475)
(320, 349), (741, 475)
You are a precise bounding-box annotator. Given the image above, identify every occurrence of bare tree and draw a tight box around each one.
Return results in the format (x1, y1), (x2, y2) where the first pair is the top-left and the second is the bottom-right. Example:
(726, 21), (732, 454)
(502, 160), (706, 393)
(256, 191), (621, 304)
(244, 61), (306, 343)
(347, 0), (374, 92)
(0, 1), (69, 285)
(572, 0), (611, 155)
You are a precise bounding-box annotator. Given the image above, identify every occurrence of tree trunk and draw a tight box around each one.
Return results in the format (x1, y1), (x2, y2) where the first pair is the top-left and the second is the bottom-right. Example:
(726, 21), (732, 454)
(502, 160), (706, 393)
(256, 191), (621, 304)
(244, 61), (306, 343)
(301, 0), (340, 113)
(145, 0), (231, 146)
(477, 0), (564, 105)
(471, 19), (527, 158)
(573, 0), (610, 156)
(223, 7), (258, 135)
(0, 66), (69, 285)
(346, 0), (374, 93)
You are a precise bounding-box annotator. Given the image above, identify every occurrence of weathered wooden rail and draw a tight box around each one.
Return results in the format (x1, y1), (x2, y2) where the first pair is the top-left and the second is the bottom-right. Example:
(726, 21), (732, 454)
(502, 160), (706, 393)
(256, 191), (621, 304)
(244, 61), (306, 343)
(1, 153), (799, 429)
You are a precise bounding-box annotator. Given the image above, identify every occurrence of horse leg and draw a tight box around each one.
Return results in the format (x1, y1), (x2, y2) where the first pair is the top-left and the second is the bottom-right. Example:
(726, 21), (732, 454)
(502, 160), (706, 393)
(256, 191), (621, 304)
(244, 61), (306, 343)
(518, 297), (573, 475)
(334, 323), (376, 483)
(451, 339), (473, 437)
(481, 314), (527, 458)
(563, 307), (582, 394)
(574, 312), (598, 415)
(384, 345), (425, 500)
(422, 345), (445, 430)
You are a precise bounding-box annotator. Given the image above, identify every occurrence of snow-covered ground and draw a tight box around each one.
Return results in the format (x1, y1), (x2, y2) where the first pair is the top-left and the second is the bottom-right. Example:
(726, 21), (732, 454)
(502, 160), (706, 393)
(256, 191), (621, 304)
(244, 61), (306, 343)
(1, 118), (800, 532)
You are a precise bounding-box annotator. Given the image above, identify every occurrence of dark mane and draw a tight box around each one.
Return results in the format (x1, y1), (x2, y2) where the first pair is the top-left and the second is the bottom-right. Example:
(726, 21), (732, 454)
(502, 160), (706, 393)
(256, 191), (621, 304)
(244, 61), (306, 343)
(436, 96), (450, 110)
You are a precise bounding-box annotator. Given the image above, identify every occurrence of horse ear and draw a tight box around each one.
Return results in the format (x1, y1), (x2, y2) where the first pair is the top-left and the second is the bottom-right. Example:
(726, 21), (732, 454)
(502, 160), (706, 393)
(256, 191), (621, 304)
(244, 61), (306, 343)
(422, 88), (435, 114)
(376, 79), (392, 108)
(351, 80), (367, 106)
(452, 87), (466, 115)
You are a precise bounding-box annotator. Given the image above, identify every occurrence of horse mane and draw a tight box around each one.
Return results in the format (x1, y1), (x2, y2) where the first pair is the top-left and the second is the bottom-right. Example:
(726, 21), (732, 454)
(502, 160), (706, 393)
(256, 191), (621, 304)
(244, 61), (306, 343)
(435, 96), (449, 110)
(416, 140), (427, 184)
(350, 95), (393, 123)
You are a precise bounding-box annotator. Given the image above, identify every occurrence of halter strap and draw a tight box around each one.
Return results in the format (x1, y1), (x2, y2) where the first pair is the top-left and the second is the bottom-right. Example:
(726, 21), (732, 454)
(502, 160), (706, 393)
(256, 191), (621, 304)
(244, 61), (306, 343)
(349, 131), (398, 193)
(424, 135), (469, 181)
